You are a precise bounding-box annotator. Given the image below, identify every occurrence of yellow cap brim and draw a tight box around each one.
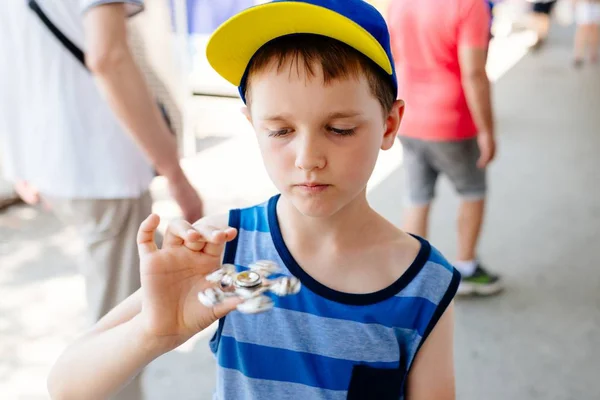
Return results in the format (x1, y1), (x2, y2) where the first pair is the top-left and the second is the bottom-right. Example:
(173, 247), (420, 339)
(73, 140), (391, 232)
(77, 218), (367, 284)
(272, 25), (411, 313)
(206, 2), (393, 87)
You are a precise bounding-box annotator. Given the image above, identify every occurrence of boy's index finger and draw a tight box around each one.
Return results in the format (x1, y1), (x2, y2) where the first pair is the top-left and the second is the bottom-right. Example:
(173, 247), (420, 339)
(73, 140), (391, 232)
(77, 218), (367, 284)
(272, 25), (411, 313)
(192, 223), (230, 244)
(164, 219), (205, 251)
(223, 227), (238, 241)
(185, 229), (202, 242)
(202, 228), (238, 257)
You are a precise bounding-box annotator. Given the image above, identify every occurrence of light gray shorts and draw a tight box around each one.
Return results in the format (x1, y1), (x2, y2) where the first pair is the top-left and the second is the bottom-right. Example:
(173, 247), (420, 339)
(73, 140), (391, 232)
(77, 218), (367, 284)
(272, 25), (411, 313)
(399, 136), (487, 205)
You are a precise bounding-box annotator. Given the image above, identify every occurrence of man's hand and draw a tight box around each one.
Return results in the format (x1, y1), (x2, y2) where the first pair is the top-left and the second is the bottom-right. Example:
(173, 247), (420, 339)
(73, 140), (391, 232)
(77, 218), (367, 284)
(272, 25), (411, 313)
(166, 171), (204, 222)
(14, 180), (52, 210)
(136, 214), (238, 349)
(476, 132), (496, 169)
(14, 181), (40, 205)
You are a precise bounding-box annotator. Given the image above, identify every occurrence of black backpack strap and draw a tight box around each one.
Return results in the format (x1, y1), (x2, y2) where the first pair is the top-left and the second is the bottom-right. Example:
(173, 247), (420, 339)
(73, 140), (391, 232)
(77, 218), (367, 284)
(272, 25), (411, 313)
(28, 0), (87, 69)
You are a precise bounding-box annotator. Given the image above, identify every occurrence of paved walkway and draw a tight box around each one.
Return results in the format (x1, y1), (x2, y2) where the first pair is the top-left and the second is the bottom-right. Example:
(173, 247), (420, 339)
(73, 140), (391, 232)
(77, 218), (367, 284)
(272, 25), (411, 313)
(1, 24), (599, 400)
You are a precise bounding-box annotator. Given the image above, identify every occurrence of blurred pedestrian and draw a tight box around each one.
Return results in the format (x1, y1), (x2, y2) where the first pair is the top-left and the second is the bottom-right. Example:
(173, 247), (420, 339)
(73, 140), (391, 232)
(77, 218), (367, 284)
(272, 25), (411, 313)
(0, 2), (203, 398)
(529, 0), (559, 49)
(572, 0), (600, 66)
(388, 0), (503, 295)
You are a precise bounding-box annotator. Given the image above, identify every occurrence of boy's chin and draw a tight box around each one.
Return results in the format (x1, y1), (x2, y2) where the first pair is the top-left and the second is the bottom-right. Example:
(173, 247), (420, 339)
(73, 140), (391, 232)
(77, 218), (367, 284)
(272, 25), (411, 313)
(288, 196), (344, 219)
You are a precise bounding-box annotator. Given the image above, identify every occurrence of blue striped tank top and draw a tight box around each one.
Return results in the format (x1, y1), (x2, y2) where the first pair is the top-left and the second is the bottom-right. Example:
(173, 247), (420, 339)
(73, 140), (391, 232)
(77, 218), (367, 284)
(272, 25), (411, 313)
(210, 195), (460, 399)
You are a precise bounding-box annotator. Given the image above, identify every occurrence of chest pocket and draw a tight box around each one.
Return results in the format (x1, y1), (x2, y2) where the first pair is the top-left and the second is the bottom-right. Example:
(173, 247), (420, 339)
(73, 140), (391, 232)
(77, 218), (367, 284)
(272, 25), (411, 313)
(347, 353), (407, 400)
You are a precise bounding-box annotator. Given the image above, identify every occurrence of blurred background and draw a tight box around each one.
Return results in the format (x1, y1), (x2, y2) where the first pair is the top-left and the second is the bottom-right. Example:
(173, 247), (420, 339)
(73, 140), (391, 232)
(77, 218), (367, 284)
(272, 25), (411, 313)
(1, 0), (599, 399)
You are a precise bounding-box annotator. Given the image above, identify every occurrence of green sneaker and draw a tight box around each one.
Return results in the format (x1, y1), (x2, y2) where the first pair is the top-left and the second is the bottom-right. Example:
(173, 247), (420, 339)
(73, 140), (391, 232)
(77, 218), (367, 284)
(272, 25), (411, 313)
(457, 264), (503, 296)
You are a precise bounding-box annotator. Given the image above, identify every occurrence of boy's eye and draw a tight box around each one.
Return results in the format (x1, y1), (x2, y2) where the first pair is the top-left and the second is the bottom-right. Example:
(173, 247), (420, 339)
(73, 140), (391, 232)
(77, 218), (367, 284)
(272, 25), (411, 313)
(328, 127), (356, 136)
(268, 129), (292, 137)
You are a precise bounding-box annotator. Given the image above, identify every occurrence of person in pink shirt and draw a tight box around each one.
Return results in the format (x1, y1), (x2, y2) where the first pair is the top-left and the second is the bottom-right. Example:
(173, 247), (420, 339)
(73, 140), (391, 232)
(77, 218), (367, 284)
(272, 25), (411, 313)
(388, 0), (502, 296)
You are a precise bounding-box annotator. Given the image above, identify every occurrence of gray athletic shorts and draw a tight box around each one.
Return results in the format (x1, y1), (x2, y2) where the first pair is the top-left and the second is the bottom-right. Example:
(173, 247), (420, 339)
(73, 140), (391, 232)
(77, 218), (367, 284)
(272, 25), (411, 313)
(399, 136), (487, 205)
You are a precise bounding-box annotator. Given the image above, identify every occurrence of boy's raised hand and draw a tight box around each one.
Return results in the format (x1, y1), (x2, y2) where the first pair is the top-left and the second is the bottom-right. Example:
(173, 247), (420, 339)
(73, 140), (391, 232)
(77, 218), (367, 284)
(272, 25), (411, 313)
(136, 214), (240, 348)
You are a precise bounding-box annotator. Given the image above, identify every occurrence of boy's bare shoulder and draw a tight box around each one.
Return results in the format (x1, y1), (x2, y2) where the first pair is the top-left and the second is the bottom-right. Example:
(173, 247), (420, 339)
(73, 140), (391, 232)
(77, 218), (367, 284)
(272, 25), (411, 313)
(374, 218), (422, 254)
(365, 221), (424, 285)
(389, 229), (423, 271)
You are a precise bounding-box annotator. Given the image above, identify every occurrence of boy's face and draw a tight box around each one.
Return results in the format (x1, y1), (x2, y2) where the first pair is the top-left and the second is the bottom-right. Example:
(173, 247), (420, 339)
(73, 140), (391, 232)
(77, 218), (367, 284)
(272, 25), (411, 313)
(244, 60), (402, 218)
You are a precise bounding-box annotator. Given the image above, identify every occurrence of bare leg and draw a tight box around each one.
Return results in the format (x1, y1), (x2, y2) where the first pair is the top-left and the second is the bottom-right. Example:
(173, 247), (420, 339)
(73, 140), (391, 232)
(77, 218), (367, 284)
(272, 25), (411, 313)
(589, 24), (599, 62)
(403, 203), (431, 239)
(538, 15), (551, 40)
(531, 12), (551, 48)
(456, 197), (503, 295)
(457, 199), (485, 262)
(536, 13), (550, 40)
(574, 24), (587, 64)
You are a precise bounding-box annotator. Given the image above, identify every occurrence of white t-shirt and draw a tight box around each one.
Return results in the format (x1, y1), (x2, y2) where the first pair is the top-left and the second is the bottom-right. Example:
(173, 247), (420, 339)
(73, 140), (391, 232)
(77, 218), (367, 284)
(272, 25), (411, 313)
(0, 0), (154, 199)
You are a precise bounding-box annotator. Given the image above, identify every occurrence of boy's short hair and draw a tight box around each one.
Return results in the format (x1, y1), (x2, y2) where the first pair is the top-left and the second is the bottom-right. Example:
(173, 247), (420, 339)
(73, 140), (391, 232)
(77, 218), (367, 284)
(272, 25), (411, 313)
(244, 34), (396, 114)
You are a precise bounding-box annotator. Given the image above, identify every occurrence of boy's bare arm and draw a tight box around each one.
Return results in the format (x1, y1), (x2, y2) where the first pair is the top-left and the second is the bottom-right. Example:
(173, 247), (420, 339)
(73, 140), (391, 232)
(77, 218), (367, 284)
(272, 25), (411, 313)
(406, 303), (456, 400)
(47, 313), (170, 400)
(47, 214), (238, 400)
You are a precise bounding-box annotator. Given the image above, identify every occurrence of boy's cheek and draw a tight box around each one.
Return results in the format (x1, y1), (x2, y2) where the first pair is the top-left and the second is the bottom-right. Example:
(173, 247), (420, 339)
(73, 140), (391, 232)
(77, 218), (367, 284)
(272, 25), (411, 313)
(259, 148), (292, 183)
(257, 135), (284, 153)
(343, 165), (372, 187)
(259, 139), (295, 164)
(340, 152), (378, 184)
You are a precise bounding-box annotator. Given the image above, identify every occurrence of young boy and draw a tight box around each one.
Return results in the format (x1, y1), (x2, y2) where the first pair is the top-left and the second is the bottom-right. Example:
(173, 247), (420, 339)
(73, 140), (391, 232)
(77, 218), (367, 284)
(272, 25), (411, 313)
(48, 1), (460, 399)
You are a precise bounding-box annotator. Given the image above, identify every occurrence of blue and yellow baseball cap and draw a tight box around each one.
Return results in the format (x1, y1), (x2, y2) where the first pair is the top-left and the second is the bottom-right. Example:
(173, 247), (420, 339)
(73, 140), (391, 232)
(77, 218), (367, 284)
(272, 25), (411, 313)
(206, 0), (397, 103)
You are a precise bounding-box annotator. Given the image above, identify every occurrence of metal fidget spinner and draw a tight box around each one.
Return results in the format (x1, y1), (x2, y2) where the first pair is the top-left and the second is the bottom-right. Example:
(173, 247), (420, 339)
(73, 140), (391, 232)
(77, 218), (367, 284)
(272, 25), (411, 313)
(198, 260), (301, 314)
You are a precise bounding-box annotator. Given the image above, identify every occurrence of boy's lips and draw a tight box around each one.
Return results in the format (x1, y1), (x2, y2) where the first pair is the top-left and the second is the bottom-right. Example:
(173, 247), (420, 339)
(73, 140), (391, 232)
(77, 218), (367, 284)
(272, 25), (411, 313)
(295, 181), (329, 187)
(294, 182), (331, 193)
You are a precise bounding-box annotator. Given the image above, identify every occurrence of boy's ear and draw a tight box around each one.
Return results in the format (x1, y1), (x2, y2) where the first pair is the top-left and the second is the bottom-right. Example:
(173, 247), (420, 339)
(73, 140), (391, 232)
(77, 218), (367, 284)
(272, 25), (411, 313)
(381, 99), (404, 151)
(241, 106), (252, 124)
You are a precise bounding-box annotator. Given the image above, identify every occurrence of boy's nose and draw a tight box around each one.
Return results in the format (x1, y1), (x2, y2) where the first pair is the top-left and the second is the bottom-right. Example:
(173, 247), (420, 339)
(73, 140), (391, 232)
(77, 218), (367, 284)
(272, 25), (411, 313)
(294, 133), (326, 171)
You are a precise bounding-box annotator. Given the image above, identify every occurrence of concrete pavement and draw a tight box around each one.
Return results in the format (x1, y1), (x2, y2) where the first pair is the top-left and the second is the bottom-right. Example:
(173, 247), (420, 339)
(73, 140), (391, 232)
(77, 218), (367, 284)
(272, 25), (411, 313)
(1, 23), (599, 400)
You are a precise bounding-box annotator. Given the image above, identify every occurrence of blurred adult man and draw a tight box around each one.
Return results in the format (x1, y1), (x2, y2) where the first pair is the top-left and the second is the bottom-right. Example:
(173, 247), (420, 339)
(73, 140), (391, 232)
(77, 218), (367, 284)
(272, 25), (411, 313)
(0, 2), (203, 398)
(388, 0), (502, 295)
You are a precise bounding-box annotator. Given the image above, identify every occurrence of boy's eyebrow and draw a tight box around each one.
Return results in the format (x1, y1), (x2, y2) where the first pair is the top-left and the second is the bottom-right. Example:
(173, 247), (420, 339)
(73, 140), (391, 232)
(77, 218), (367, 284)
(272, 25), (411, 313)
(327, 111), (363, 119)
(261, 113), (293, 122)
(260, 111), (363, 122)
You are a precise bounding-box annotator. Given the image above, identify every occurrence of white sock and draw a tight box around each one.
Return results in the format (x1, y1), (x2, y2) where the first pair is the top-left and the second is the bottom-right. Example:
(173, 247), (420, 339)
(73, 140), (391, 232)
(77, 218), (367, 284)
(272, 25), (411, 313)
(454, 260), (477, 277)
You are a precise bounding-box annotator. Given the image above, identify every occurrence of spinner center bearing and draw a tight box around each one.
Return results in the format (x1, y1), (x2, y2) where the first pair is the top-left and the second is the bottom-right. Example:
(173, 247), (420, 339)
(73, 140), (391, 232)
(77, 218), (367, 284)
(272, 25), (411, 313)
(234, 271), (262, 288)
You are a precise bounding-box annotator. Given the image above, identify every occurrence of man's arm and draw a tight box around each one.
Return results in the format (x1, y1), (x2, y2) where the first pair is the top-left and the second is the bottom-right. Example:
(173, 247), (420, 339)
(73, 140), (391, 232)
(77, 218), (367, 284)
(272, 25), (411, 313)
(459, 47), (496, 168)
(459, 47), (494, 138)
(83, 3), (178, 179)
(83, 3), (202, 221)
(405, 304), (456, 400)
(458, 0), (496, 168)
